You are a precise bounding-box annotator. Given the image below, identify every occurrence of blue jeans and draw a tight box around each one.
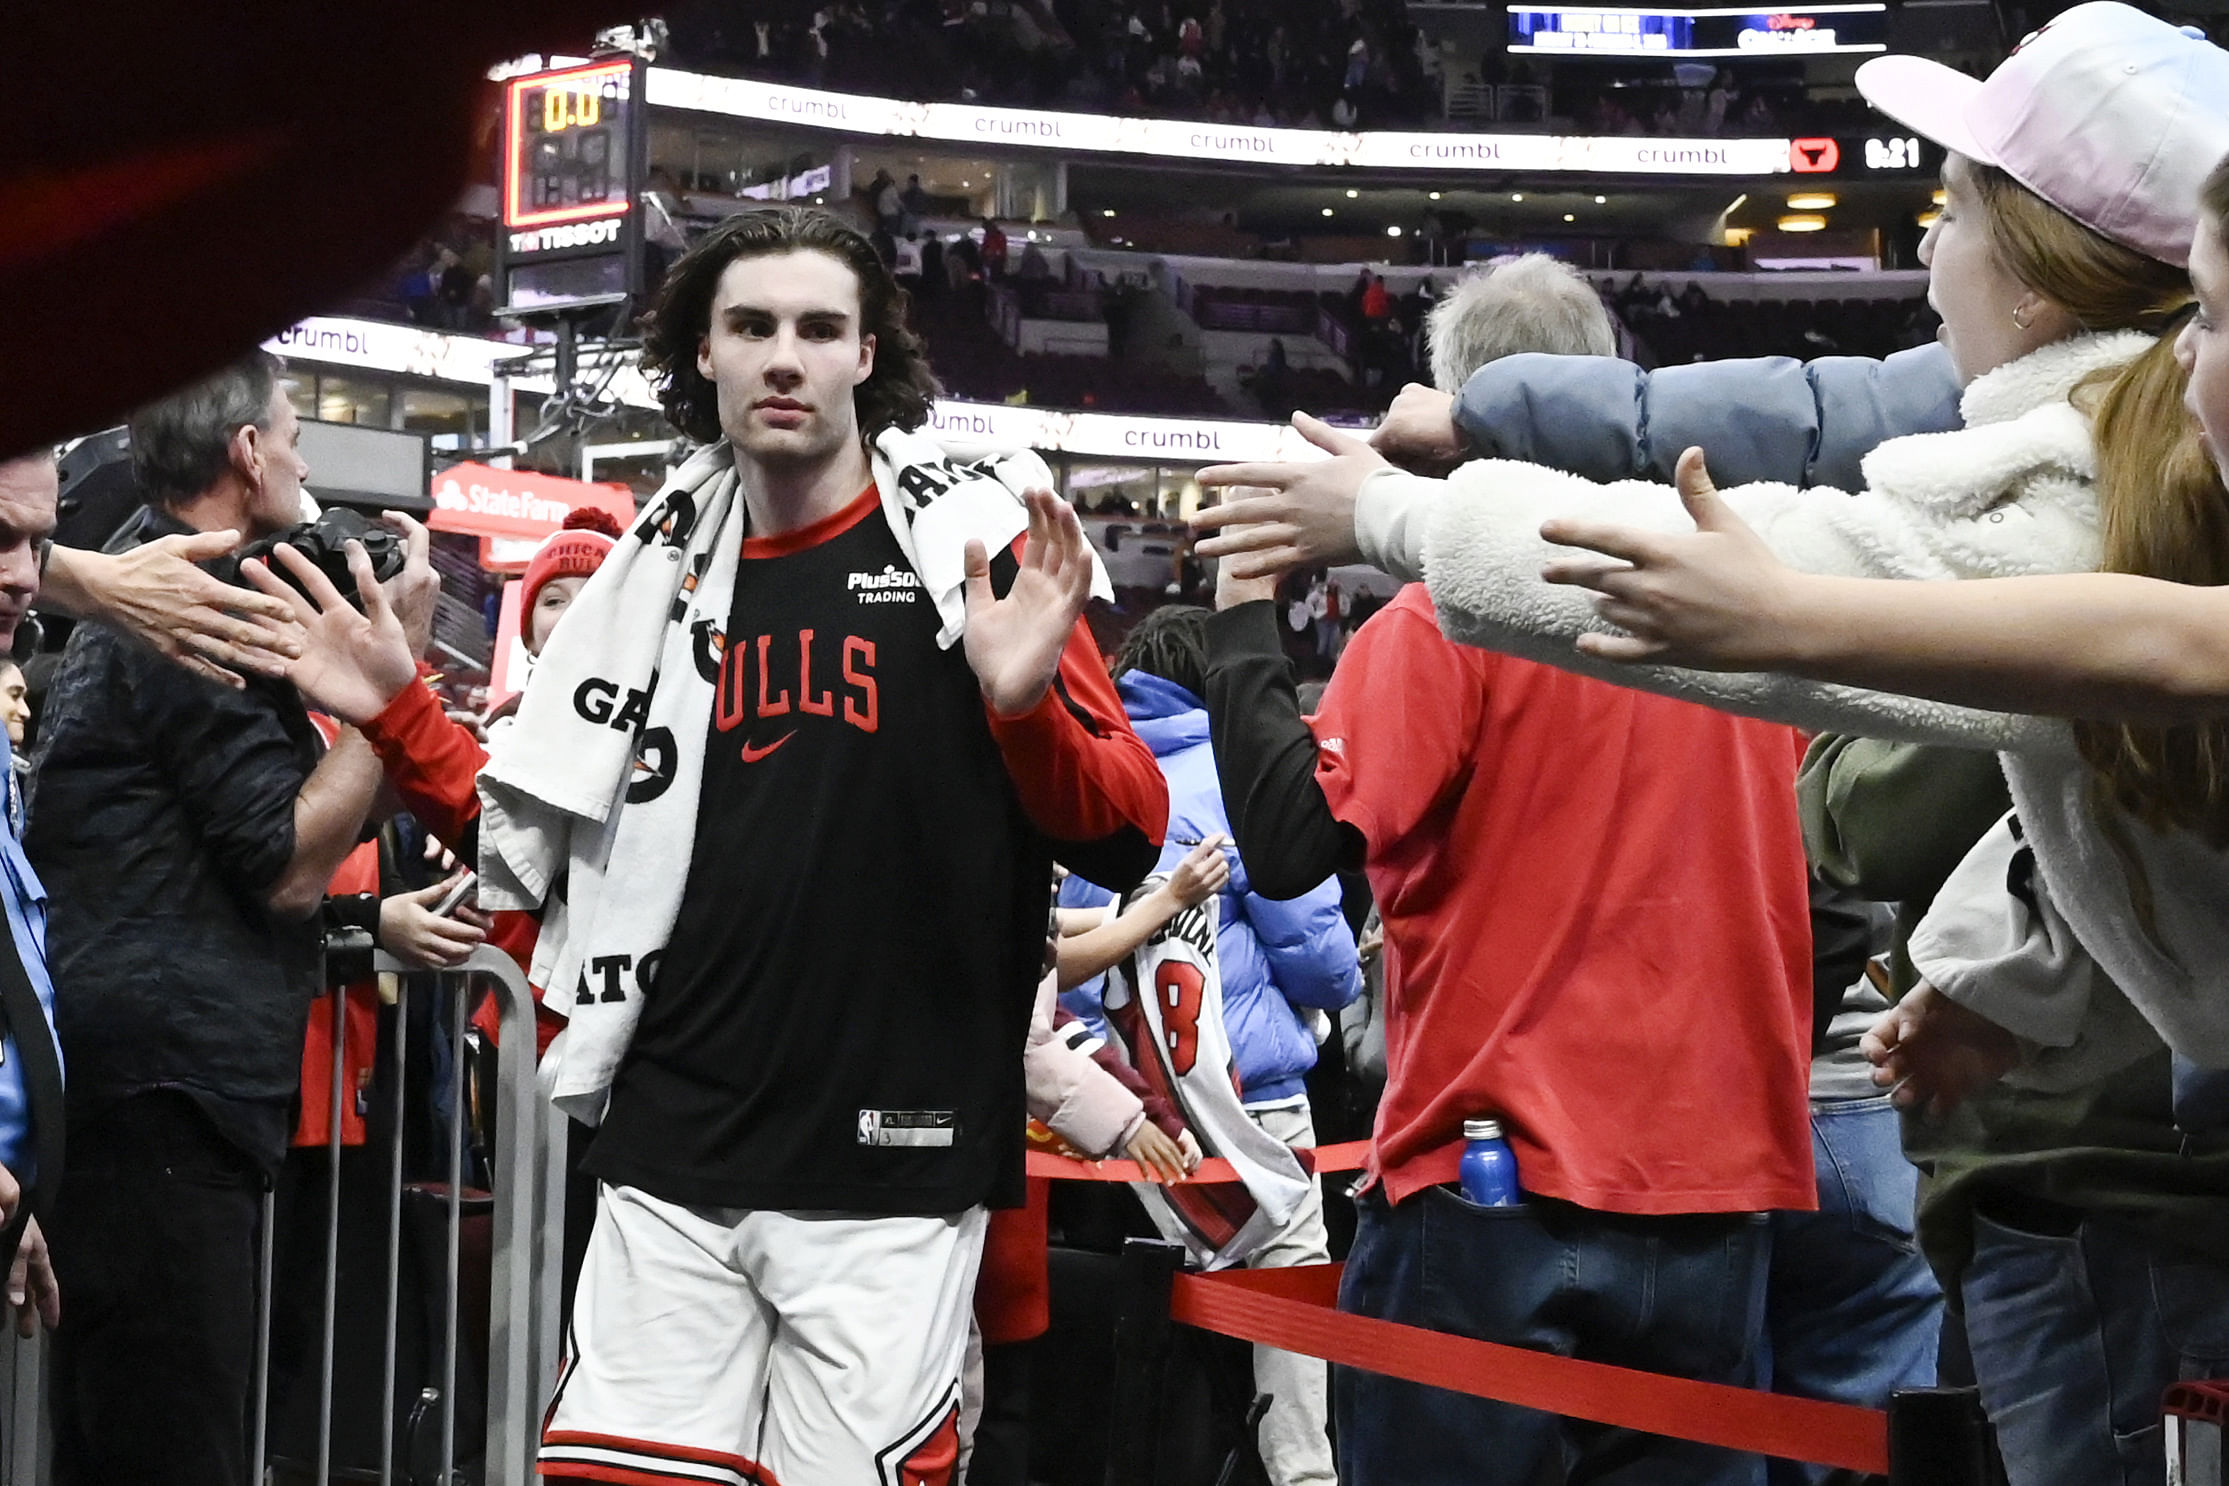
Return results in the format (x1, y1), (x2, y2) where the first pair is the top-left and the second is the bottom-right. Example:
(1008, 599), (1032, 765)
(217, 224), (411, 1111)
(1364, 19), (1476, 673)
(1765, 1097), (1943, 1486)
(1335, 1185), (1772, 1486)
(1961, 1211), (2229, 1486)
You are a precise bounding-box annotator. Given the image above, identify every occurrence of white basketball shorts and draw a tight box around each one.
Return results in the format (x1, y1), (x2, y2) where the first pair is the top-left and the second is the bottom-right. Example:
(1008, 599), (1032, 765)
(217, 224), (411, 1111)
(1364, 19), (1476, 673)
(540, 1183), (989, 1486)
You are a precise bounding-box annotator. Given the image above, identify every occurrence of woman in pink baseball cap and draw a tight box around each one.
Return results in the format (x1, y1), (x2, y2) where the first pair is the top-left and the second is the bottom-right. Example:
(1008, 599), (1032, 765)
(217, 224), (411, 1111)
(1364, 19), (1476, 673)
(1538, 159), (2229, 717)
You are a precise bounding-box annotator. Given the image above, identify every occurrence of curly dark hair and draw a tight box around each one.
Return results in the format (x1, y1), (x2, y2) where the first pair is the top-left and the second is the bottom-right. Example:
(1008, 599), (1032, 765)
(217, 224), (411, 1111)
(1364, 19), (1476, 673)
(639, 207), (939, 445)
(1114, 604), (1211, 700)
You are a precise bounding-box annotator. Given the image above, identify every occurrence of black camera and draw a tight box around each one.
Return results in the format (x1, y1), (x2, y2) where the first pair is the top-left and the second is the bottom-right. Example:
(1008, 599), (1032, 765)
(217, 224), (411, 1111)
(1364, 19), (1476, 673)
(229, 508), (405, 612)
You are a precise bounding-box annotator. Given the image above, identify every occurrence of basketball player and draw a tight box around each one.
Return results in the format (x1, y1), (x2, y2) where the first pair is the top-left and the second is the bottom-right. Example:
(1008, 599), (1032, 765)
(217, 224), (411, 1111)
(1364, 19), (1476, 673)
(526, 210), (1168, 1485)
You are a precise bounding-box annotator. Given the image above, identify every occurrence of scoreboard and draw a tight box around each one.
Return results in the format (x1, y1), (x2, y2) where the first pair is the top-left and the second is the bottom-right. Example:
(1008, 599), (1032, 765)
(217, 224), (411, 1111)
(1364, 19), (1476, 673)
(498, 60), (645, 317)
(1509, 5), (1890, 57)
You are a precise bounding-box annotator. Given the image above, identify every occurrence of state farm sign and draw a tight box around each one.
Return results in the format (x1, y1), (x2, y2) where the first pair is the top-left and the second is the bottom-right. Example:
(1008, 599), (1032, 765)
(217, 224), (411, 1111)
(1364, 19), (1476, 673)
(427, 462), (635, 544)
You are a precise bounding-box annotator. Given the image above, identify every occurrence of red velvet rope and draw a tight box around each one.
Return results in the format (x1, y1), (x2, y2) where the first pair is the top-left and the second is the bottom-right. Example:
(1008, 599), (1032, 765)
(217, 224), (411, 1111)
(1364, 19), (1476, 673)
(1024, 1139), (1371, 1185)
(1168, 1265), (1893, 1475)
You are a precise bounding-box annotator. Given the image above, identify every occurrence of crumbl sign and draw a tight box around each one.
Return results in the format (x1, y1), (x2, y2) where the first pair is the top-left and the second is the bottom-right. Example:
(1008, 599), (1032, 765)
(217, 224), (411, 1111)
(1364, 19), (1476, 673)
(922, 405), (1329, 463)
(1119, 424), (1226, 455)
(1591, 136), (1789, 173)
(922, 402), (1053, 451)
(271, 323), (373, 359)
(262, 316), (508, 385)
(644, 69), (918, 136)
(1079, 415), (1321, 463)
(646, 66), (1796, 175)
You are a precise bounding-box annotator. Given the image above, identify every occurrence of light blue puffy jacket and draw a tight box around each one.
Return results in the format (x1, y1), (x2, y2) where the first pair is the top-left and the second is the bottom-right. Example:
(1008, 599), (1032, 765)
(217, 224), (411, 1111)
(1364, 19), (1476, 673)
(1454, 341), (1963, 492)
(1061, 671), (1362, 1106)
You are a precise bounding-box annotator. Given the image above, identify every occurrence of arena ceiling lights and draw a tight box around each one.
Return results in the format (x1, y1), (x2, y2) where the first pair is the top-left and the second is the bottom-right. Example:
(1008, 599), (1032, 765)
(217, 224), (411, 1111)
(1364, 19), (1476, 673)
(644, 69), (1797, 177)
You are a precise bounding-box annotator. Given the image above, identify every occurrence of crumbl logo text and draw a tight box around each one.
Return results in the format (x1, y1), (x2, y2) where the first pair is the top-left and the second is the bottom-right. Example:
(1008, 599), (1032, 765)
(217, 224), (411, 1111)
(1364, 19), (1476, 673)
(928, 408), (1004, 438)
(509, 218), (623, 254)
(272, 325), (370, 358)
(1122, 425), (1223, 454)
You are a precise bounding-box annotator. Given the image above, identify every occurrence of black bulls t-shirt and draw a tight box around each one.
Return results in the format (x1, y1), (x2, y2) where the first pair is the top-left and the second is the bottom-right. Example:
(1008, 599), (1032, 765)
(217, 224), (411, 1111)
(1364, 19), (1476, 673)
(584, 487), (1048, 1214)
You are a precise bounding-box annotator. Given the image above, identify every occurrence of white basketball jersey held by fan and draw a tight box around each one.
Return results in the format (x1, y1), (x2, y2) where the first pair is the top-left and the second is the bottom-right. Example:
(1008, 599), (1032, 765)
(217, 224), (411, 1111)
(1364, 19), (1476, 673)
(1106, 882), (1311, 1269)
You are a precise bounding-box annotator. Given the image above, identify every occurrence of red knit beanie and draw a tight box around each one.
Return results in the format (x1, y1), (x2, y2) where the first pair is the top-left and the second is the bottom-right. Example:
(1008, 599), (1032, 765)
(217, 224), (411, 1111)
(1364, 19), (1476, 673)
(521, 506), (623, 616)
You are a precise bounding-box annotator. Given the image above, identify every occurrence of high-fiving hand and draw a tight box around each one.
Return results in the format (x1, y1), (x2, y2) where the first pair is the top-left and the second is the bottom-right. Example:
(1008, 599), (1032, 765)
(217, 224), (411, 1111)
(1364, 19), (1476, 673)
(965, 489), (1094, 717)
(57, 529), (303, 688)
(1369, 383), (1466, 473)
(1538, 447), (1803, 669)
(1192, 412), (1387, 579)
(238, 511), (428, 725)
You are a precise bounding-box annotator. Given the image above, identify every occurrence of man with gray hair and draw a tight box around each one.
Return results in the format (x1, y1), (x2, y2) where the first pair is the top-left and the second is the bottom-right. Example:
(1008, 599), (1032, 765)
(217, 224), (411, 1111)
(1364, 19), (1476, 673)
(30, 352), (430, 1486)
(1425, 254), (1616, 396)
(1193, 275), (1813, 1481)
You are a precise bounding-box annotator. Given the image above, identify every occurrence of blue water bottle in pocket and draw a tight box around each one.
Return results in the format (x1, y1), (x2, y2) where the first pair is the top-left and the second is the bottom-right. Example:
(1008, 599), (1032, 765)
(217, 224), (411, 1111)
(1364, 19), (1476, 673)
(1459, 1118), (1522, 1207)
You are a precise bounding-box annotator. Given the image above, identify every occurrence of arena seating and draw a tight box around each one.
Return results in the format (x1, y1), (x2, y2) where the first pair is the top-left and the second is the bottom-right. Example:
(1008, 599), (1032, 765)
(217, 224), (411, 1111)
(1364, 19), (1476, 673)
(658, 0), (1903, 139)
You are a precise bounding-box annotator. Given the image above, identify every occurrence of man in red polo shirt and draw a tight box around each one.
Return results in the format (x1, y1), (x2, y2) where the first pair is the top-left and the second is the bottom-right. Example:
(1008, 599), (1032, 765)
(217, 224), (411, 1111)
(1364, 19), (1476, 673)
(1204, 574), (1814, 1485)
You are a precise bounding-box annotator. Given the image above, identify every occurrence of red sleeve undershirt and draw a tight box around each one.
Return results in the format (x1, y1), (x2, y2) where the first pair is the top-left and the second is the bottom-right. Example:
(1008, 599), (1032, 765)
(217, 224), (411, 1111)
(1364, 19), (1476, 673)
(361, 677), (488, 849)
(981, 540), (1168, 849)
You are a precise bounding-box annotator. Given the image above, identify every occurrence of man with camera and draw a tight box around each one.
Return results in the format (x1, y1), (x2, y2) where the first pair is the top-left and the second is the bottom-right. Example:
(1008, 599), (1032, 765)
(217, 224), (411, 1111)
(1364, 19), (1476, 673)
(27, 351), (434, 1486)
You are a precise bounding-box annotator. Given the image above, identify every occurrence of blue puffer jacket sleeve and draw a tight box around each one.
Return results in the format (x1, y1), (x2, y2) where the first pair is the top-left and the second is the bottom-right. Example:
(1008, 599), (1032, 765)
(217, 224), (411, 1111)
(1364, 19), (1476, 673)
(1452, 341), (1962, 493)
(1239, 878), (1363, 1014)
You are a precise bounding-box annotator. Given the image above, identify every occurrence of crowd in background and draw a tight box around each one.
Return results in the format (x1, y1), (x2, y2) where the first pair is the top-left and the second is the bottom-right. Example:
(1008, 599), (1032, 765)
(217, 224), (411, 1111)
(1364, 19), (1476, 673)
(656, 0), (1922, 139)
(663, 0), (1442, 130)
(10, 7), (2229, 1486)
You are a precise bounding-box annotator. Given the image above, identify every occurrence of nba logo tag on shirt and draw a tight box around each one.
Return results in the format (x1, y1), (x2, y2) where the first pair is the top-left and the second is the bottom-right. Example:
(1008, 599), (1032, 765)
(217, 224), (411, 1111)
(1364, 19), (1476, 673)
(857, 1109), (958, 1147)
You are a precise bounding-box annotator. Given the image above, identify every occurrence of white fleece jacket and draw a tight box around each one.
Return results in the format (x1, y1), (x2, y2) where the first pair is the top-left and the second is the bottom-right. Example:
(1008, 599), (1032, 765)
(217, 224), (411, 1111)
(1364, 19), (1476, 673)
(1355, 330), (2229, 1069)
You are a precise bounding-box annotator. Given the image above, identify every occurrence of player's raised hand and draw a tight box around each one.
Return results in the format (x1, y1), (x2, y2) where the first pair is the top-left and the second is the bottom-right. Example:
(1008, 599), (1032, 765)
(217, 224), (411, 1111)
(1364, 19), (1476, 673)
(1539, 447), (1799, 668)
(965, 489), (1093, 717)
(239, 537), (418, 725)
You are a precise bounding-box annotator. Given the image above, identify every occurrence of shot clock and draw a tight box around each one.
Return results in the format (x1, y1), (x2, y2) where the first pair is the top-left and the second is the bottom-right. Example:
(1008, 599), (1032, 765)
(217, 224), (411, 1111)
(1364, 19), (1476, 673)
(498, 59), (646, 317)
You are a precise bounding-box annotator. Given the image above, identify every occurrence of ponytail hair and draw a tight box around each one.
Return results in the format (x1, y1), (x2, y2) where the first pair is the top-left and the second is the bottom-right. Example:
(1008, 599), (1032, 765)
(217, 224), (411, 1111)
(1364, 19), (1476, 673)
(2058, 153), (2229, 868)
(2071, 322), (2229, 850)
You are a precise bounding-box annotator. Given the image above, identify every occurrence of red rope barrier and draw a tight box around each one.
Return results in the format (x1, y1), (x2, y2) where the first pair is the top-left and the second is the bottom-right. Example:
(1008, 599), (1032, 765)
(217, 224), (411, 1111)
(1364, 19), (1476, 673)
(1024, 1139), (1370, 1185)
(1168, 1265), (1892, 1475)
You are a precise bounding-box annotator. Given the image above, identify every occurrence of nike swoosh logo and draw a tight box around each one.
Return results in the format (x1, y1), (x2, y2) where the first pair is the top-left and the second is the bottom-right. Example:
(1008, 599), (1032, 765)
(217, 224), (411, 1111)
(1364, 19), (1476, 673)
(738, 732), (796, 764)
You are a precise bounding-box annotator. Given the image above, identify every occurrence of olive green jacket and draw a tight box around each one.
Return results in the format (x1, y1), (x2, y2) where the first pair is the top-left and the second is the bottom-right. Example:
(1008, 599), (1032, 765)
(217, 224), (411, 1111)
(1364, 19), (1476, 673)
(1798, 736), (2229, 1279)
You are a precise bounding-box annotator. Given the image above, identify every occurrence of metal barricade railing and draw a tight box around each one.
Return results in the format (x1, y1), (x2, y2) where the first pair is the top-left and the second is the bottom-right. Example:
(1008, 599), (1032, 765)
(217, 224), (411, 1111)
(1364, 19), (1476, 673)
(0, 945), (563, 1485)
